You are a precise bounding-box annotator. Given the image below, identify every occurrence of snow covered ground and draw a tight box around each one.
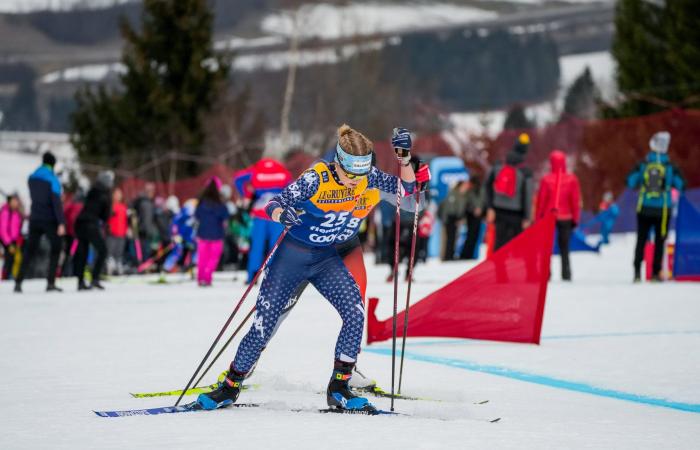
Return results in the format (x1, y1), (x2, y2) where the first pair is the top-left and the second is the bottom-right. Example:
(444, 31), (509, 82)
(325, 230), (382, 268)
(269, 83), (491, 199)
(1, 233), (699, 449)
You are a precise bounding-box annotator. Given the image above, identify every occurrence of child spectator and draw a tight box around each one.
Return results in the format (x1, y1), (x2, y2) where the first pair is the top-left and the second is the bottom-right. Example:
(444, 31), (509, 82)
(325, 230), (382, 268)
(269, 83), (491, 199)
(597, 191), (619, 245)
(0, 194), (24, 280)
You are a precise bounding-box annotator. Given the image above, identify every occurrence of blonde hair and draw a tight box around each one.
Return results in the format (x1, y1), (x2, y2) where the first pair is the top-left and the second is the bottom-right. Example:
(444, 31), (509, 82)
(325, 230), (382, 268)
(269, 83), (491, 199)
(338, 124), (373, 156)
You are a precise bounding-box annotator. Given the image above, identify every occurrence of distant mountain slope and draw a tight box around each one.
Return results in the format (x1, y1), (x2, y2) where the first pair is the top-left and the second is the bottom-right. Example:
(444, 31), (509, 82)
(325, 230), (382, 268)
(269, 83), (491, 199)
(1, 0), (267, 46)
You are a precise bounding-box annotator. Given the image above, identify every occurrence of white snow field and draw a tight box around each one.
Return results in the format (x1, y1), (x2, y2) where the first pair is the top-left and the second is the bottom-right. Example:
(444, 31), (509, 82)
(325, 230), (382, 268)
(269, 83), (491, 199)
(1, 234), (699, 450)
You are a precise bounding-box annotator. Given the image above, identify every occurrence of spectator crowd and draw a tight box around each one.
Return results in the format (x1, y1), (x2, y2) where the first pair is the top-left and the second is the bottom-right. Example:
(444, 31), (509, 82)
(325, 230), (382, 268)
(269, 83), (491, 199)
(0, 129), (686, 292)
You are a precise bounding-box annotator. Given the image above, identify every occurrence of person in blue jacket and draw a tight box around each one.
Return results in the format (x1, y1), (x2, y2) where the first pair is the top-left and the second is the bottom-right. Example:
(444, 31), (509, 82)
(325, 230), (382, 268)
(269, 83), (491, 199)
(15, 152), (66, 293)
(197, 125), (416, 412)
(627, 131), (685, 282)
(596, 191), (619, 245)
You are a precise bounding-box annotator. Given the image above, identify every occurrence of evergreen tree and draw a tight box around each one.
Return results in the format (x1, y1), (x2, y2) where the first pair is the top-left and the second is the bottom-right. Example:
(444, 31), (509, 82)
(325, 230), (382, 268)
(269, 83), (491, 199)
(503, 104), (534, 130)
(562, 67), (599, 120)
(664, 0), (700, 103)
(1, 72), (41, 131)
(71, 0), (229, 177)
(611, 0), (700, 117)
(72, 86), (132, 167)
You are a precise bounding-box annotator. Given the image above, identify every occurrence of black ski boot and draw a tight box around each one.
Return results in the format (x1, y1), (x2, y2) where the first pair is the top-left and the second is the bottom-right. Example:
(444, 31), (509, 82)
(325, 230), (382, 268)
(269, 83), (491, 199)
(197, 370), (245, 410)
(327, 361), (374, 411)
(46, 283), (63, 292)
(77, 280), (92, 291)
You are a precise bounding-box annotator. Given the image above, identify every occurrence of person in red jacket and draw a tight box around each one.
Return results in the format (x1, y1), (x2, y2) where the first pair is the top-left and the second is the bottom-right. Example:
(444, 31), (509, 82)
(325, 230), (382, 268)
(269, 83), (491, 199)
(106, 187), (128, 275)
(536, 150), (581, 281)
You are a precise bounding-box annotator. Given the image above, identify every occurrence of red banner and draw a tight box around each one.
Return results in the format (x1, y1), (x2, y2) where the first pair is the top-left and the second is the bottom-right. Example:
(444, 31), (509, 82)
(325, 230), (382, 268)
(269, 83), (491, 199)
(367, 213), (556, 345)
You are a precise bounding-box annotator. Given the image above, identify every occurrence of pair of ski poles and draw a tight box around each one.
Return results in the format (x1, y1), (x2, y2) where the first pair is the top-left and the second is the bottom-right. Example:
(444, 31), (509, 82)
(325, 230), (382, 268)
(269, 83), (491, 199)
(389, 158), (423, 411)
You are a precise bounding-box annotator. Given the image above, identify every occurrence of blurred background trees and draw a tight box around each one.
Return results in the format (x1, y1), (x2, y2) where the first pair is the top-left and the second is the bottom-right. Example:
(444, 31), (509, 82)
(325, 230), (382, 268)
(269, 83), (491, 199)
(610, 0), (700, 117)
(70, 0), (231, 178)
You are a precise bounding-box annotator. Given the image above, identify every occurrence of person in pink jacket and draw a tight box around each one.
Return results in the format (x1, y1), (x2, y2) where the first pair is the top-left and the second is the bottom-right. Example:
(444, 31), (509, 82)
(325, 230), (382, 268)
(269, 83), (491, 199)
(1, 194), (24, 280)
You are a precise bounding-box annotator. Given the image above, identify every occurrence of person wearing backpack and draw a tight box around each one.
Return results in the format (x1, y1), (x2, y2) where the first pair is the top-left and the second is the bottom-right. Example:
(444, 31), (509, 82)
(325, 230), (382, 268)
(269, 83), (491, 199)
(485, 133), (534, 251)
(627, 131), (685, 282)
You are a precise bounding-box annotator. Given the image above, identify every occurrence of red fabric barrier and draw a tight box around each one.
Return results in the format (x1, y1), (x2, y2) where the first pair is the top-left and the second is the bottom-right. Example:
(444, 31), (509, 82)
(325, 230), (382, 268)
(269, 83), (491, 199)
(118, 155), (316, 204)
(119, 164), (237, 203)
(367, 213), (556, 345)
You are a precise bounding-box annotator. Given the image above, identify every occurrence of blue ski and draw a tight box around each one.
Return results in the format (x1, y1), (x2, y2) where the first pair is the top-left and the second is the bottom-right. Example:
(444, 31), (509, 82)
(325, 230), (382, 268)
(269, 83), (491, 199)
(94, 402), (259, 417)
(95, 403), (499, 422)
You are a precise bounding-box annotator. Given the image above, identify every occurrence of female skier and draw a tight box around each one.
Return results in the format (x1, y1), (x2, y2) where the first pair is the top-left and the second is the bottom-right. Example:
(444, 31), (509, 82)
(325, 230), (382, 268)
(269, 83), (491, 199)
(198, 125), (417, 412)
(271, 153), (431, 392)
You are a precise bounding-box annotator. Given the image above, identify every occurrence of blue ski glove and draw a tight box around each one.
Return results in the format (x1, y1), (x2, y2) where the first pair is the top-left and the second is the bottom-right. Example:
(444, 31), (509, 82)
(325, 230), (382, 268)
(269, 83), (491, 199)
(278, 206), (302, 227)
(392, 127), (412, 164)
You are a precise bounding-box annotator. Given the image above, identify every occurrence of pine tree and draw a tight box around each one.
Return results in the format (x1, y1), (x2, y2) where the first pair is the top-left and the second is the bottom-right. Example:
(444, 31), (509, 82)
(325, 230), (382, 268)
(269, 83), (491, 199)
(664, 0), (700, 104)
(562, 67), (599, 120)
(71, 0), (229, 177)
(611, 0), (700, 117)
(503, 104), (534, 130)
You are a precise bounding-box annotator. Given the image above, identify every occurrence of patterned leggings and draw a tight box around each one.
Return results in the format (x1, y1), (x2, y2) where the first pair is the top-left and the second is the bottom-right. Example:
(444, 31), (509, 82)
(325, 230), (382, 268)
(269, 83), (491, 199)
(232, 236), (365, 374)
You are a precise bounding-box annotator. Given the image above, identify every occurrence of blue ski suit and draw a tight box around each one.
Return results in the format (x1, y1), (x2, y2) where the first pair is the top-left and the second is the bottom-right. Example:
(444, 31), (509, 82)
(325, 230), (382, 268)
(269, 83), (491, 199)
(231, 162), (414, 374)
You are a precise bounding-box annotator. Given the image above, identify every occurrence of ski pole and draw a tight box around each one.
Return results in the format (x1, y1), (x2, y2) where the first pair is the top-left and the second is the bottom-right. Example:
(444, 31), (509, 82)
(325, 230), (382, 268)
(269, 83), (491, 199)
(193, 305), (256, 387)
(398, 188), (422, 395)
(130, 213), (143, 263)
(390, 159), (402, 412)
(174, 228), (288, 406)
(137, 242), (175, 273)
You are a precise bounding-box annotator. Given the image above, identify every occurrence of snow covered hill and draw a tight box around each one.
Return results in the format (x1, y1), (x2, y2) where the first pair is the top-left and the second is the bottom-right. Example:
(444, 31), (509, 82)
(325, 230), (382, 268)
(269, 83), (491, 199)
(1, 233), (698, 449)
(0, 0), (132, 13)
(0, 0), (615, 14)
(0, 132), (79, 206)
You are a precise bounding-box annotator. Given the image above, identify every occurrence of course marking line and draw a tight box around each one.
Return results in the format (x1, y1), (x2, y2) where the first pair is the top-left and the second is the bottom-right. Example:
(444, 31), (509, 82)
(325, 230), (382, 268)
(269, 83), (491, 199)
(396, 330), (700, 347)
(364, 347), (700, 414)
